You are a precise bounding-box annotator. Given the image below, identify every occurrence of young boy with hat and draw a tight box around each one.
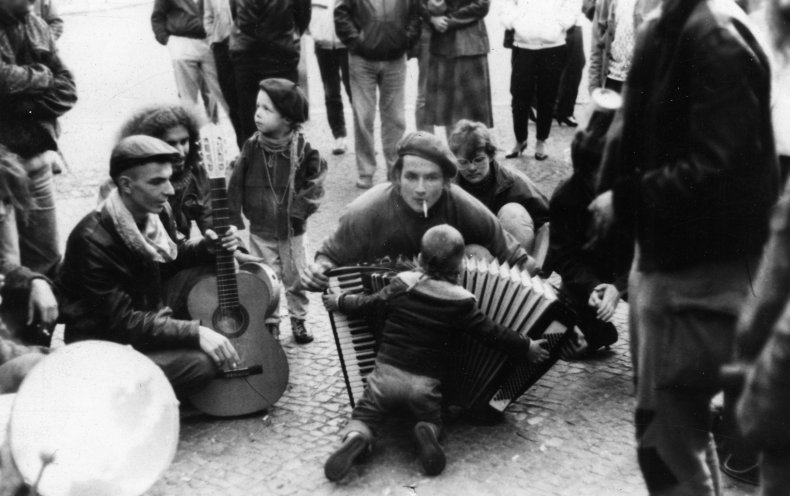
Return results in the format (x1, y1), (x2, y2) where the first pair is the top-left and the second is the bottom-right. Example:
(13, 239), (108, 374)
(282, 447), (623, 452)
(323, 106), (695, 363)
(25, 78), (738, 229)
(228, 78), (327, 344)
(321, 224), (549, 481)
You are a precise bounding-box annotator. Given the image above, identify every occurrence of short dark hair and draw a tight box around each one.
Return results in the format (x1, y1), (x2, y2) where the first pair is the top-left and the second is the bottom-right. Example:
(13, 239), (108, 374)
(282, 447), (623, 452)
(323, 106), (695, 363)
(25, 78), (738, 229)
(448, 120), (497, 160)
(419, 224), (465, 282)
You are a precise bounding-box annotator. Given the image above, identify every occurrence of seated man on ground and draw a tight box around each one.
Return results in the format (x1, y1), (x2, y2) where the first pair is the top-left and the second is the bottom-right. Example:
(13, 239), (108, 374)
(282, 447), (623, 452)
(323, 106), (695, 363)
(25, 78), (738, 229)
(321, 225), (549, 481)
(448, 120), (551, 261)
(543, 104), (629, 354)
(301, 131), (537, 292)
(57, 135), (240, 398)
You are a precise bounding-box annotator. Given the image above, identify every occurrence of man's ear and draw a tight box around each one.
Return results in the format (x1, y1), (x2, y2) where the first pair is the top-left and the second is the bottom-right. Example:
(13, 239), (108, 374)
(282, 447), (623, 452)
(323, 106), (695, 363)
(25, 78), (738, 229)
(115, 175), (132, 195)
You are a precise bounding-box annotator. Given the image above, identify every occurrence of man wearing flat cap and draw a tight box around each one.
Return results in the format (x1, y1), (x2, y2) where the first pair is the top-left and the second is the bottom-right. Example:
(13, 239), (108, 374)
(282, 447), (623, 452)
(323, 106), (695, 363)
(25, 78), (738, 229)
(302, 131), (536, 292)
(57, 135), (241, 398)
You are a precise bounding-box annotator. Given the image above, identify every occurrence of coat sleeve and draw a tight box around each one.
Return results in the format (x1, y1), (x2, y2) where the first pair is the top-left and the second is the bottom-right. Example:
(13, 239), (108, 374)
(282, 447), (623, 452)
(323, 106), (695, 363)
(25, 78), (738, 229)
(227, 144), (250, 230)
(22, 48), (77, 119)
(291, 142), (327, 221)
(458, 190), (530, 268)
(609, 27), (772, 243)
(334, 0), (360, 49)
(74, 236), (201, 351)
(151, 0), (171, 45)
(405, 0), (422, 47)
(737, 182), (790, 361)
(447, 0), (488, 28)
(0, 60), (52, 98)
(338, 278), (407, 316)
(511, 172), (550, 229)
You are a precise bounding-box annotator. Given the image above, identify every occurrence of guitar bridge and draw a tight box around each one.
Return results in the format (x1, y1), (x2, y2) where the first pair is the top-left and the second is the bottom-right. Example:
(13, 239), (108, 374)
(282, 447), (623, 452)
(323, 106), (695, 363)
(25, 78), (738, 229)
(219, 365), (263, 379)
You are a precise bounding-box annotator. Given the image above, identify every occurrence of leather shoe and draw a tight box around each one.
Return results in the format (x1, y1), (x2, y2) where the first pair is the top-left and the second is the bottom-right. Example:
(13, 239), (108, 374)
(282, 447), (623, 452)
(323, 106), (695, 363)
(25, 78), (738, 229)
(414, 422), (445, 476)
(291, 318), (313, 344)
(324, 434), (369, 481)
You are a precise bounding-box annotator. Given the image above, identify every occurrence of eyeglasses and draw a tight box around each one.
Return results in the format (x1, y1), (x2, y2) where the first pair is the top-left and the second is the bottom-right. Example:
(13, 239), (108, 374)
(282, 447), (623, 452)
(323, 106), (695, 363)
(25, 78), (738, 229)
(457, 155), (488, 169)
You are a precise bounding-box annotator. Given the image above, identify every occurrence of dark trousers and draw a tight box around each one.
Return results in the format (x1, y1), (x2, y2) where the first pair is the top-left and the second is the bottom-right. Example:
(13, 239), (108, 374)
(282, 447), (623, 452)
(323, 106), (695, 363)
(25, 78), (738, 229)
(146, 349), (218, 398)
(510, 45), (566, 143)
(211, 40), (243, 148)
(314, 46), (352, 139)
(555, 26), (585, 119)
(560, 283), (617, 350)
(231, 52), (298, 143)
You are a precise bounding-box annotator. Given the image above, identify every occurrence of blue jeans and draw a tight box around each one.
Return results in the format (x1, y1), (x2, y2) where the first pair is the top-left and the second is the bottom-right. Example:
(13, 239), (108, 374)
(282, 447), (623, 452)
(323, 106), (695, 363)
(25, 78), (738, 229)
(342, 362), (442, 443)
(630, 250), (756, 495)
(415, 26), (433, 133)
(348, 54), (406, 181)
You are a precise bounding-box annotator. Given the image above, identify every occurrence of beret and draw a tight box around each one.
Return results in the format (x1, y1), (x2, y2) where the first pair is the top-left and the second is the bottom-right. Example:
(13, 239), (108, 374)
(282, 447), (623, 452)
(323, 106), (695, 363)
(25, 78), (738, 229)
(110, 135), (181, 178)
(259, 78), (309, 124)
(396, 131), (458, 179)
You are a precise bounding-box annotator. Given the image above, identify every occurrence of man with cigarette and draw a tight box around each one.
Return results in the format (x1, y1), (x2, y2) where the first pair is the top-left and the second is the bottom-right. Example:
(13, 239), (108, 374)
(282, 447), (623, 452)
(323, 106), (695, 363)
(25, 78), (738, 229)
(301, 131), (535, 292)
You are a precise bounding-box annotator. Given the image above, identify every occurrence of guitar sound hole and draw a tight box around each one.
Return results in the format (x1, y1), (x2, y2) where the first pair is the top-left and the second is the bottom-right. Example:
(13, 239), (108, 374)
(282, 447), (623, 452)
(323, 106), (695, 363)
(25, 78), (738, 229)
(211, 306), (249, 339)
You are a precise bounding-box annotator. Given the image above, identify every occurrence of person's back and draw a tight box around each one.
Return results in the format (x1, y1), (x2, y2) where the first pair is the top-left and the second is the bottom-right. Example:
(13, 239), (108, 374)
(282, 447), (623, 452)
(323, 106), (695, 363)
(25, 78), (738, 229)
(322, 224), (545, 481)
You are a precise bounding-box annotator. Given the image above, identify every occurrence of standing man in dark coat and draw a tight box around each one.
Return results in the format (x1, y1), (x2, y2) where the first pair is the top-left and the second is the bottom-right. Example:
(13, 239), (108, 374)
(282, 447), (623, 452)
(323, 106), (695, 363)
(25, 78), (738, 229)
(590, 0), (778, 493)
(334, 0), (421, 188)
(229, 0), (311, 142)
(0, 0), (76, 278)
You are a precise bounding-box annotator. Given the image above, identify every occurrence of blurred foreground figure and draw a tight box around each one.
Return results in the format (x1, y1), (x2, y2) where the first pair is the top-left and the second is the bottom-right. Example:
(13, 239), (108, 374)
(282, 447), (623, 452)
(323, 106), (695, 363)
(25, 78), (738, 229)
(590, 0), (778, 493)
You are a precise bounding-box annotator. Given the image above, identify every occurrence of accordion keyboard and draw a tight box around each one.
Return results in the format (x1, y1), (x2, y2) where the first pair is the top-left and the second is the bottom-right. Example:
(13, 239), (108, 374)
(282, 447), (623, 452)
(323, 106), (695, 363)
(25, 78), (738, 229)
(326, 268), (383, 407)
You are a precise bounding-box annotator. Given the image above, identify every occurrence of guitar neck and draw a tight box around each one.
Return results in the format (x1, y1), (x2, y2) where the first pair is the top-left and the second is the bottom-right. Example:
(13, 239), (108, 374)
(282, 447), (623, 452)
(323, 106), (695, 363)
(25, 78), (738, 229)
(209, 176), (239, 311)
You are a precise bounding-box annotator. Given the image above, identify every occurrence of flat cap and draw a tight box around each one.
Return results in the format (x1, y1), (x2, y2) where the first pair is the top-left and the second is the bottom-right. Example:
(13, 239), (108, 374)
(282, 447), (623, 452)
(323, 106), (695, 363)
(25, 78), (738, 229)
(396, 131), (458, 179)
(110, 135), (181, 178)
(259, 78), (309, 124)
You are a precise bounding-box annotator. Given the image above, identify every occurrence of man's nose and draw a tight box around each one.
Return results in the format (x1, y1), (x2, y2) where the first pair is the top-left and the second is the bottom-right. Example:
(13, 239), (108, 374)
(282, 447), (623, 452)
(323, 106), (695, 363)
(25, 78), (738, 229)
(415, 178), (426, 193)
(164, 181), (175, 196)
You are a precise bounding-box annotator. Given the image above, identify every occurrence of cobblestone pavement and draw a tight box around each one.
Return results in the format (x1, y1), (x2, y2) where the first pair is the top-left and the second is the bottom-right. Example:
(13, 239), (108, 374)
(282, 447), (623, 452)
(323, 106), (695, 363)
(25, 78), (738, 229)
(52, 5), (756, 495)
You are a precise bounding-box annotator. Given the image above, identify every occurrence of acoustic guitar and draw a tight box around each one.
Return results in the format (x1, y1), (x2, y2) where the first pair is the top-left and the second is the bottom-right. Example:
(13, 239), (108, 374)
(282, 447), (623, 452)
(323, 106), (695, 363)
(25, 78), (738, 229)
(188, 125), (290, 417)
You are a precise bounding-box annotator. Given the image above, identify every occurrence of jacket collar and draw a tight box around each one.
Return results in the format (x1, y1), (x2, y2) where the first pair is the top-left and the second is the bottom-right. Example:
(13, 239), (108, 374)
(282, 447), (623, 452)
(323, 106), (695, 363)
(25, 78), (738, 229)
(398, 270), (473, 301)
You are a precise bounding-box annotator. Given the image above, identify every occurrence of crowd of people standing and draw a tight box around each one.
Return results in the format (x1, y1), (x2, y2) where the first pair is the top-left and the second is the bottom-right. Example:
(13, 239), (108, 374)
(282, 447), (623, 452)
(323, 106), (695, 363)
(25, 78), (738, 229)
(3, 0), (790, 494)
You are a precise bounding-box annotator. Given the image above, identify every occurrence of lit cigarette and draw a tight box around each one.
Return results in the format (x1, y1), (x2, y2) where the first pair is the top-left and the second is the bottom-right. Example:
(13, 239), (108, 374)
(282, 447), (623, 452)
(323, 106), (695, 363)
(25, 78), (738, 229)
(422, 200), (428, 218)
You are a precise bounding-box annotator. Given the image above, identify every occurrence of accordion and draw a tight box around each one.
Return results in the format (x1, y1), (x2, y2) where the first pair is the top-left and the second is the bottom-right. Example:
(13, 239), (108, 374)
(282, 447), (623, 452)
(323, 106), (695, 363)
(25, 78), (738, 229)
(326, 258), (575, 412)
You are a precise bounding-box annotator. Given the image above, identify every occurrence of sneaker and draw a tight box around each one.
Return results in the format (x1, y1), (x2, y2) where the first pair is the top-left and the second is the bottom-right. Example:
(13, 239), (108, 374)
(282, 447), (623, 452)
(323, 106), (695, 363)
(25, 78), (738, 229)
(332, 137), (347, 155)
(413, 422), (445, 476)
(324, 434), (369, 482)
(291, 318), (313, 344)
(266, 323), (280, 341)
(355, 176), (373, 189)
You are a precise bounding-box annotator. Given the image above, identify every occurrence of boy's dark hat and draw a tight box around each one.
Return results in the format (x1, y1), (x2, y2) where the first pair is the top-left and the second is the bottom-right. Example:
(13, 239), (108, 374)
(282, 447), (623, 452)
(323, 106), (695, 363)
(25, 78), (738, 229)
(396, 131), (458, 179)
(259, 78), (309, 124)
(110, 135), (181, 178)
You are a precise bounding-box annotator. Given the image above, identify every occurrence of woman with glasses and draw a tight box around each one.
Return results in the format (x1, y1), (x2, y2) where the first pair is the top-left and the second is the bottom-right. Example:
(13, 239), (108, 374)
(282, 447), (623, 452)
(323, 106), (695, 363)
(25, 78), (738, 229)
(448, 120), (549, 259)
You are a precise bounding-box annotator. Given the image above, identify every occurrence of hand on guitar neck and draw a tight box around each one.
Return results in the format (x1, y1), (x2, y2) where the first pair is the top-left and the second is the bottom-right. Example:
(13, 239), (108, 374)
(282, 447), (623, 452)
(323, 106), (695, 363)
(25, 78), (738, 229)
(199, 326), (241, 369)
(204, 226), (240, 255)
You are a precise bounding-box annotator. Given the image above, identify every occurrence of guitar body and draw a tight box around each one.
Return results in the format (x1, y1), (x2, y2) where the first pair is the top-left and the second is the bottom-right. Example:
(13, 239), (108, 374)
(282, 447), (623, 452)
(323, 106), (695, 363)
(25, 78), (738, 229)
(187, 262), (289, 417)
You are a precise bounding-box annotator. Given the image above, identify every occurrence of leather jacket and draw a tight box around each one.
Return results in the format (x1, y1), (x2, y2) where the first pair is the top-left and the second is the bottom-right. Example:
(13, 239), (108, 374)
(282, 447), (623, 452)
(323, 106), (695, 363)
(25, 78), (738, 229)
(58, 204), (212, 351)
(334, 0), (421, 61)
(229, 0), (311, 64)
(598, 0), (778, 272)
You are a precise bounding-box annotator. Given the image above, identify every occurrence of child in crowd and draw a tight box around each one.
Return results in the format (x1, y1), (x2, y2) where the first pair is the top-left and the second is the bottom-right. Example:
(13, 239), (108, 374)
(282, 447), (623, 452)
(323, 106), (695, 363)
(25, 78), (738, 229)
(228, 78), (327, 344)
(321, 224), (549, 481)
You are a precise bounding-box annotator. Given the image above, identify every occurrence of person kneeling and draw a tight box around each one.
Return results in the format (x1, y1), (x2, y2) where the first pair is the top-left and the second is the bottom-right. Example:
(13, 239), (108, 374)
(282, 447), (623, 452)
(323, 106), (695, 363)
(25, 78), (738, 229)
(321, 225), (549, 481)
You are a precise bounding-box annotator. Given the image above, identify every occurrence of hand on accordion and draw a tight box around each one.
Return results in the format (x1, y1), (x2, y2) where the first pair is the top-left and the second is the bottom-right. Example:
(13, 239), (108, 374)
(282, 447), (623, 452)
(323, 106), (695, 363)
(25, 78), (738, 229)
(322, 293), (340, 312)
(527, 338), (550, 364)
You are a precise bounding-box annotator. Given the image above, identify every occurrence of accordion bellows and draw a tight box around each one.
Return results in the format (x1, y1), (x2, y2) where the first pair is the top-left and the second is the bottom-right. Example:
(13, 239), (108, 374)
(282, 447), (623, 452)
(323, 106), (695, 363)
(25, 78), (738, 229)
(326, 258), (575, 412)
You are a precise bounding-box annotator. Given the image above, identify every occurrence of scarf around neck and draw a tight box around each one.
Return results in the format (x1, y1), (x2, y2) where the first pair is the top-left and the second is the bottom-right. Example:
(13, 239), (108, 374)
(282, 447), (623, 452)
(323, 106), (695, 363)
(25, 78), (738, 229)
(102, 189), (178, 263)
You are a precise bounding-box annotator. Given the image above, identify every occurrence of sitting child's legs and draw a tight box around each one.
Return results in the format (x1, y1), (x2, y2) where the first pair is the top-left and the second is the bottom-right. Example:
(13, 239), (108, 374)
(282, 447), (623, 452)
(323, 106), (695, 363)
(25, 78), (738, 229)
(406, 372), (446, 476)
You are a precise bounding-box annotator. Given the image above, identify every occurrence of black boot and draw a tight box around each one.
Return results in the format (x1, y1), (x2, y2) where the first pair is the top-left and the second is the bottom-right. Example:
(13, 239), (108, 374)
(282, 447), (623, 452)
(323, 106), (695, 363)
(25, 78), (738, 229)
(324, 434), (369, 482)
(414, 422), (445, 476)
